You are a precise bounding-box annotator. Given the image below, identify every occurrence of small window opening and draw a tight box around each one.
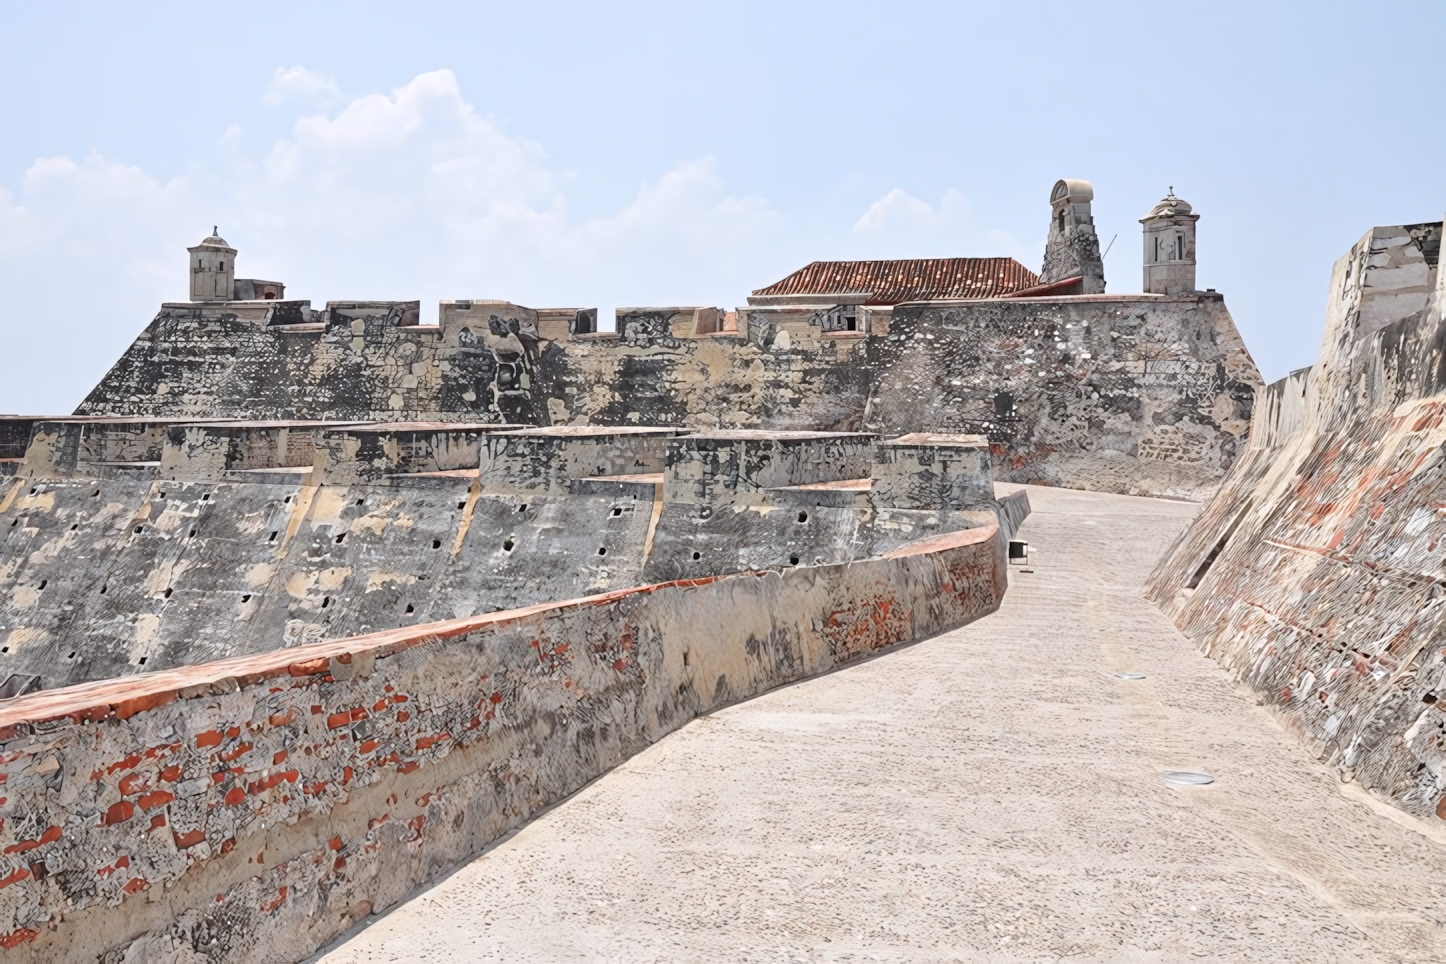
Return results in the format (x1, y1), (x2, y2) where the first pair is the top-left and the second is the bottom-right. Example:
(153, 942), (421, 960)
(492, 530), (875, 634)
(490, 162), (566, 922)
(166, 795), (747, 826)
(683, 649), (692, 667)
(1, 647), (7, 653)
(99, 585), (107, 595)
(241, 594), (251, 603)
(355, 499), (364, 506)
(188, 528), (196, 538)
(28, 488), (36, 495)
(158, 492), (166, 499)
(597, 547), (607, 556)
(9, 519), (16, 527)
(1176, 235), (1184, 260)
(91, 490), (100, 498)
(993, 391), (1016, 418)
(1154, 236), (1160, 263)
(134, 526), (144, 534)
(201, 494), (210, 501)
(1057, 210), (1065, 233)
(284, 496), (292, 504)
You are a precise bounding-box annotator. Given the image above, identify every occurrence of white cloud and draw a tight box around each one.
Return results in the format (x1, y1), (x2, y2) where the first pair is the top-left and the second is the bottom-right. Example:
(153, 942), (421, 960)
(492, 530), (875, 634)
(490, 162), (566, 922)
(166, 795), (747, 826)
(263, 66), (341, 108)
(850, 187), (1039, 267)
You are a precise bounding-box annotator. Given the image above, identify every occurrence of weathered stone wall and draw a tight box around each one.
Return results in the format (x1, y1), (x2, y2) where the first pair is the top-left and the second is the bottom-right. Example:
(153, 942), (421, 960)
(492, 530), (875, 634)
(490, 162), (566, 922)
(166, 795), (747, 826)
(0, 522), (1005, 961)
(865, 294), (1259, 500)
(1146, 220), (1446, 819)
(0, 426), (1000, 690)
(74, 291), (1261, 500)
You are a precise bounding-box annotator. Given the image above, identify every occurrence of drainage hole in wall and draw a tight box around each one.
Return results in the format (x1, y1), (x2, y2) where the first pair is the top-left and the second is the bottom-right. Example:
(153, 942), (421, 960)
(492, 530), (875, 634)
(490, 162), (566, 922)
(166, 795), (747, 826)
(1, 647), (7, 654)
(268, 531), (278, 543)
(335, 533), (345, 544)
(158, 492), (166, 499)
(457, 501), (466, 509)
(241, 594), (251, 603)
(67, 652), (76, 660)
(355, 499), (364, 506)
(188, 529), (196, 538)
(134, 526), (144, 534)
(518, 504), (527, 513)
(321, 597), (330, 609)
(598, 547), (607, 556)
(692, 551), (701, 560)
(284, 495), (292, 504)
(201, 493), (210, 501)
(789, 555), (800, 566)
(404, 603), (415, 614)
(70, 524), (78, 531)
(28, 488), (36, 495)
(683, 649), (692, 667)
(432, 539), (442, 549)
(9, 520), (16, 527)
(99, 586), (107, 595)
(611, 507), (622, 517)
(163, 588), (172, 598)
(91, 490), (100, 498)
(37, 580), (46, 591)
(138, 656), (147, 665)
(797, 511), (808, 523)
(502, 539), (514, 552)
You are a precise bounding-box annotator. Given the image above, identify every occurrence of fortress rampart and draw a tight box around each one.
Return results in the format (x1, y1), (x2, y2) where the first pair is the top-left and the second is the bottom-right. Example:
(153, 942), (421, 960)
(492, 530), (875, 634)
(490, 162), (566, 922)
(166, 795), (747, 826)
(0, 510), (1007, 960)
(1147, 219), (1446, 818)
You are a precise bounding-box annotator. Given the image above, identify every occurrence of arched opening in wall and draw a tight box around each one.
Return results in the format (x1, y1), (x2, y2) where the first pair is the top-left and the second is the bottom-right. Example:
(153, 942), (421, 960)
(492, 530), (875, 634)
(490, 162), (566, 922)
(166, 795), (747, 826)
(1186, 501), (1253, 589)
(264, 292), (276, 300)
(1057, 210), (1066, 234)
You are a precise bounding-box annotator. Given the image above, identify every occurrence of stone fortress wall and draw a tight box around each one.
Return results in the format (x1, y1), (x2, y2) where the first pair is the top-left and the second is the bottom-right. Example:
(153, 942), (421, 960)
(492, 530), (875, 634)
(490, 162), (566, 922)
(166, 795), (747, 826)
(75, 181), (1263, 502)
(0, 420), (1007, 692)
(1146, 218), (1446, 818)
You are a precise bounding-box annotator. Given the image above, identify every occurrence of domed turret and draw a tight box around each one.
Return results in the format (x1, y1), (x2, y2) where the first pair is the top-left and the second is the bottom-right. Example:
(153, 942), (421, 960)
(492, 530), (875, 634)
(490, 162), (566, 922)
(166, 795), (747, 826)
(1140, 190), (1200, 294)
(1039, 178), (1106, 294)
(188, 227), (237, 302)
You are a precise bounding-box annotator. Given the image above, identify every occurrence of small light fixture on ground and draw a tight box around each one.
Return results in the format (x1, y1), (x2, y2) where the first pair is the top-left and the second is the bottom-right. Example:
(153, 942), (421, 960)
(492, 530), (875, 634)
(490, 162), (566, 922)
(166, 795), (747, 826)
(1114, 671), (1146, 679)
(1163, 771), (1215, 785)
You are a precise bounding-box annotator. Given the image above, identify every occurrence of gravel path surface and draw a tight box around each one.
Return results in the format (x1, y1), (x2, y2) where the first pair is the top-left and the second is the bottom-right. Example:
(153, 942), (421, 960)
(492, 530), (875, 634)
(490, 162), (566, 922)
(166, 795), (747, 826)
(315, 484), (1446, 963)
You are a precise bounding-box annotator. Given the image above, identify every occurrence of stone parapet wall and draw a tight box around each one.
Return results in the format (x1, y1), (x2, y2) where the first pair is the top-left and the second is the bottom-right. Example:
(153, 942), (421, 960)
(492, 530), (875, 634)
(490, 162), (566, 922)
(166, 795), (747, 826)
(1145, 219), (1446, 819)
(73, 291), (1261, 500)
(0, 523), (1005, 961)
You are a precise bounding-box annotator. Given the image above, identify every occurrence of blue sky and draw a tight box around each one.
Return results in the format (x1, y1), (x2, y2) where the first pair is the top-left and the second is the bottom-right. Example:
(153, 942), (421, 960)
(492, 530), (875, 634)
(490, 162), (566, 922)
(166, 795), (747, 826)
(2, 0), (1442, 412)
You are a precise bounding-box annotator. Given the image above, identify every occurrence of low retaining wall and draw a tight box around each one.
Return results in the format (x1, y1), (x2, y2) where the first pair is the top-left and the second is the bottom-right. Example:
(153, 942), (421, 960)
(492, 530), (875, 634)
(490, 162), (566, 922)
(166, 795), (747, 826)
(0, 523), (1005, 961)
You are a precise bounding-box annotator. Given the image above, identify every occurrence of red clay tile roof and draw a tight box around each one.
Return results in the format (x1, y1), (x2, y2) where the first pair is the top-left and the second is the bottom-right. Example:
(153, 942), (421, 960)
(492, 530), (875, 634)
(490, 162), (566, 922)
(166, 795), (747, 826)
(751, 258), (1040, 305)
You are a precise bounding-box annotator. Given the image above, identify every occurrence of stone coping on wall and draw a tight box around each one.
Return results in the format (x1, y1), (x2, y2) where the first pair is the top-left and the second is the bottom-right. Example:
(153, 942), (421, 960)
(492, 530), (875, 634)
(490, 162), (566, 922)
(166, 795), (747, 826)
(878, 433), (989, 448)
(0, 523), (997, 737)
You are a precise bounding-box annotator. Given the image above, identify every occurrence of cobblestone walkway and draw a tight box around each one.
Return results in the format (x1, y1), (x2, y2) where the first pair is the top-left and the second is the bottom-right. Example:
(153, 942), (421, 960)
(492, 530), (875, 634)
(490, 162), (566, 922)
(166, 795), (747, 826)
(316, 485), (1446, 963)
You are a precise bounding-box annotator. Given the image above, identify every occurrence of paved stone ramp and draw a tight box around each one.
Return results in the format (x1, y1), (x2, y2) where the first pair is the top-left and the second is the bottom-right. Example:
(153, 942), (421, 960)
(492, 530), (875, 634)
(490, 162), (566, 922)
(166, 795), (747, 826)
(314, 485), (1446, 963)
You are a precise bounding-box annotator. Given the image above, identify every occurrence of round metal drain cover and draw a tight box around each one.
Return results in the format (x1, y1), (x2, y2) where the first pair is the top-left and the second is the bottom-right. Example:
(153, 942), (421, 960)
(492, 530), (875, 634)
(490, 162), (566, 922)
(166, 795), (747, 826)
(1163, 771), (1215, 786)
(1114, 672), (1146, 680)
